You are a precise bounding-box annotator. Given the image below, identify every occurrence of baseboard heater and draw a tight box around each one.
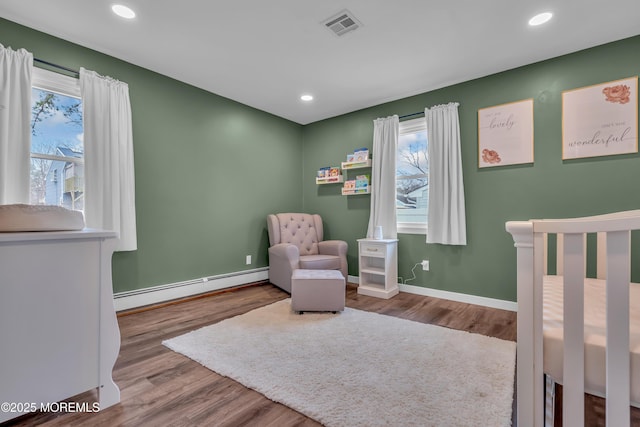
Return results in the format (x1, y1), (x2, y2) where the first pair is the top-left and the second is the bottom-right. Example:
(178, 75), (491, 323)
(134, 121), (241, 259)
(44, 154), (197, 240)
(113, 267), (269, 312)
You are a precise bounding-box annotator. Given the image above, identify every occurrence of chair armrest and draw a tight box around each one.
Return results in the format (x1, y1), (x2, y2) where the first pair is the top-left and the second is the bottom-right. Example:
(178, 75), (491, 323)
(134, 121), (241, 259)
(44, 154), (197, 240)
(268, 243), (300, 265)
(318, 240), (348, 256)
(268, 243), (301, 293)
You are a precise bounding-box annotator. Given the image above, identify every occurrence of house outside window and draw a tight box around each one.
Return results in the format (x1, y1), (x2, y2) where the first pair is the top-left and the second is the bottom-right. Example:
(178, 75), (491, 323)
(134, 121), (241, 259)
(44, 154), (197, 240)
(397, 117), (428, 234)
(30, 68), (84, 211)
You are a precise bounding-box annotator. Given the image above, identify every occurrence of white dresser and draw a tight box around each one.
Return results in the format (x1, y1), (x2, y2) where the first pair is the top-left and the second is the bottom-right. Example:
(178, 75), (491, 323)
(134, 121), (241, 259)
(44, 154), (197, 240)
(357, 238), (399, 299)
(0, 229), (120, 422)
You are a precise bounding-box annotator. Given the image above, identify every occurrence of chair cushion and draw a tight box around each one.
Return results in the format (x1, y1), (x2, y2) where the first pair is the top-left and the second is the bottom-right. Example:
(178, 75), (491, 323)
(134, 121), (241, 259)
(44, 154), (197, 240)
(299, 254), (341, 271)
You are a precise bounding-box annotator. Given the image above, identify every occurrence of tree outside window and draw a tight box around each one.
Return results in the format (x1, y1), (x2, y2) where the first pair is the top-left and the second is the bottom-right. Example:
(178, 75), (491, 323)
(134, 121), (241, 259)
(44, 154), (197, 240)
(30, 85), (84, 210)
(397, 118), (428, 234)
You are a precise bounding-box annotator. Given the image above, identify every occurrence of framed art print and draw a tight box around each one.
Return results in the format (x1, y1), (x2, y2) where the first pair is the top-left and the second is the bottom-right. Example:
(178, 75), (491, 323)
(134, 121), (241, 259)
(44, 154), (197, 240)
(478, 99), (534, 168)
(562, 76), (638, 160)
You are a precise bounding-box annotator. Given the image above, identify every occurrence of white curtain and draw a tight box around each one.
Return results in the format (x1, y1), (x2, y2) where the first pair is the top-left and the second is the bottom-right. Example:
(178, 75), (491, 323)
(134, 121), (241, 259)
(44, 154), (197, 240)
(367, 115), (398, 239)
(425, 103), (467, 245)
(80, 68), (137, 251)
(0, 44), (32, 204)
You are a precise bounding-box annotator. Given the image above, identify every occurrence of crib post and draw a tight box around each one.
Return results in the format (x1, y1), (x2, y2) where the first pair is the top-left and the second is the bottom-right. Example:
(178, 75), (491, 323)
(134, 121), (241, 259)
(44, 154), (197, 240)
(606, 230), (630, 427)
(562, 233), (585, 427)
(506, 221), (545, 427)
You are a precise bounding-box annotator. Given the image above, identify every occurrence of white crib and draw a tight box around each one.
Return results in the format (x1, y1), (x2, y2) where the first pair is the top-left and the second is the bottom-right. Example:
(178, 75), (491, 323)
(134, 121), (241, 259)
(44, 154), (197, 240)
(507, 210), (640, 427)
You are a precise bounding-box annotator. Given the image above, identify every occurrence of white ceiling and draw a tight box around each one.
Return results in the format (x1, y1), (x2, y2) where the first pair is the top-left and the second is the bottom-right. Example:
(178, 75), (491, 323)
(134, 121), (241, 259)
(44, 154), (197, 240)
(1, 1), (639, 125)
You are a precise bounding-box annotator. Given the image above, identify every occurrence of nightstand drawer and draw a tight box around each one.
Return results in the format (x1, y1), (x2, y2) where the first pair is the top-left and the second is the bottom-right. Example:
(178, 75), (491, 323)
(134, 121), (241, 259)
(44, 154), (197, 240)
(359, 242), (386, 257)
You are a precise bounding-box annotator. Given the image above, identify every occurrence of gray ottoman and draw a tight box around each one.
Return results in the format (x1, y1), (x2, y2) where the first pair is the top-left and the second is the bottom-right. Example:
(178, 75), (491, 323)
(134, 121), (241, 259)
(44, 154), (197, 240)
(291, 269), (346, 314)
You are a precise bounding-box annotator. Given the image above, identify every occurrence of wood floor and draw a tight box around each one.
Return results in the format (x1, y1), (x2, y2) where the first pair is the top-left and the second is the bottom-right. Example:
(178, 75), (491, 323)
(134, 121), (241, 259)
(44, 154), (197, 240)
(1, 282), (633, 426)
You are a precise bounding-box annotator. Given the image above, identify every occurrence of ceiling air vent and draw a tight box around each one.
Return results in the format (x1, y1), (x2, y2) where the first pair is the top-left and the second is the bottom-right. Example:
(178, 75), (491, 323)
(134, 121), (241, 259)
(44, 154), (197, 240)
(322, 9), (362, 37)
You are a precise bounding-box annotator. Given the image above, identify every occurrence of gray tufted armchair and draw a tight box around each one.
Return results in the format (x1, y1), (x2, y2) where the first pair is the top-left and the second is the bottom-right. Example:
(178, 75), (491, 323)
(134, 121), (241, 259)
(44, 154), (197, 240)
(267, 213), (348, 293)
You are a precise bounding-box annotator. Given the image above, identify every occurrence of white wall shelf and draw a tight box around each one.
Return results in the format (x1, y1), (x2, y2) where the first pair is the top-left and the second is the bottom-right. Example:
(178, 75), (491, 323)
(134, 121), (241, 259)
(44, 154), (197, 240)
(341, 159), (372, 170)
(316, 175), (344, 184)
(342, 186), (371, 195)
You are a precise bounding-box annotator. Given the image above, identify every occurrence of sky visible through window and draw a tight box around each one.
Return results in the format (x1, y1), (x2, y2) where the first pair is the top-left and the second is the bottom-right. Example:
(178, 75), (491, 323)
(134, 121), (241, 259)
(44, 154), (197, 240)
(31, 88), (83, 154)
(30, 87), (84, 208)
(397, 128), (428, 225)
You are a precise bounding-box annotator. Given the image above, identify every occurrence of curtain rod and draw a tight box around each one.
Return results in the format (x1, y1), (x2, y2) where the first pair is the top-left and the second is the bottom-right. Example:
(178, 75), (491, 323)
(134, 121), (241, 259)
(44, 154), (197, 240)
(399, 111), (424, 119)
(34, 57), (79, 78)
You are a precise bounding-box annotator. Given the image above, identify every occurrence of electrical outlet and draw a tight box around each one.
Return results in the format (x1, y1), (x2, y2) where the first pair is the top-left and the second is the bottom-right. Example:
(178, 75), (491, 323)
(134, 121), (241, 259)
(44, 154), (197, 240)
(246, 255), (252, 265)
(421, 260), (430, 271)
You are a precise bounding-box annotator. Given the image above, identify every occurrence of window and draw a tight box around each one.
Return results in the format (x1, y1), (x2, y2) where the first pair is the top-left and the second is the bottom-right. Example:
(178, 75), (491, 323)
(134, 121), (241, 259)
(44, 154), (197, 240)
(397, 117), (428, 234)
(30, 68), (84, 211)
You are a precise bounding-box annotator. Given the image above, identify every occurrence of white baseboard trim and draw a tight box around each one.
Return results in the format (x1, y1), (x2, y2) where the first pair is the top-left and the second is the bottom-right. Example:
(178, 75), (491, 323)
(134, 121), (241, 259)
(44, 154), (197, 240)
(349, 275), (516, 312)
(114, 267), (269, 312)
(399, 283), (517, 311)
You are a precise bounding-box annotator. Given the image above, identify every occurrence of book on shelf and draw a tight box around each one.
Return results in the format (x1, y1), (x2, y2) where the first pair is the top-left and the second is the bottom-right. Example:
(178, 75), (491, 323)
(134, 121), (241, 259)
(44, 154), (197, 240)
(342, 175), (370, 194)
(317, 167), (330, 178)
(353, 148), (369, 162)
(345, 148), (369, 164)
(317, 166), (341, 178)
(355, 174), (369, 188)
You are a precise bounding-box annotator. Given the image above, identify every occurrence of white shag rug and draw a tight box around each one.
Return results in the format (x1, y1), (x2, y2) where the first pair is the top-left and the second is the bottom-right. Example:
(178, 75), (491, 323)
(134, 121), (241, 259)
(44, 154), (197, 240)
(163, 299), (515, 427)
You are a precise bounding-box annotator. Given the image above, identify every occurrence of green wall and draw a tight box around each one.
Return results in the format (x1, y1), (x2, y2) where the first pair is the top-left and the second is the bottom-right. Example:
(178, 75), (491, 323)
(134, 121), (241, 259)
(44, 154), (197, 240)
(302, 35), (640, 302)
(3, 17), (639, 302)
(0, 18), (303, 293)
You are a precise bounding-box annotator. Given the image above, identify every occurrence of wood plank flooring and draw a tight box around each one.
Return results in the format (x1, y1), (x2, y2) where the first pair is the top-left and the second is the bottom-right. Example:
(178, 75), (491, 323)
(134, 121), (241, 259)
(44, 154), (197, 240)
(1, 282), (633, 426)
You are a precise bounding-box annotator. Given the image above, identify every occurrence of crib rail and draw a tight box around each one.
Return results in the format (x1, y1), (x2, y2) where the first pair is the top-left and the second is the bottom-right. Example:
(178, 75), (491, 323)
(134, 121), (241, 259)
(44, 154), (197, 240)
(507, 209), (640, 427)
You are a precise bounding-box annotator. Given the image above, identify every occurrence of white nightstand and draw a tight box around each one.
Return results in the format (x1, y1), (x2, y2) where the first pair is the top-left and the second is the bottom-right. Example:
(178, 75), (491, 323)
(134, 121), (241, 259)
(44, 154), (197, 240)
(357, 238), (399, 299)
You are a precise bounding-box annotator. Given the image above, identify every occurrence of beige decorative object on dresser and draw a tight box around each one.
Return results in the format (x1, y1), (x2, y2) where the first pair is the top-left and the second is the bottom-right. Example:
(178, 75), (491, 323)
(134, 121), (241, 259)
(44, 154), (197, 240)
(357, 238), (399, 299)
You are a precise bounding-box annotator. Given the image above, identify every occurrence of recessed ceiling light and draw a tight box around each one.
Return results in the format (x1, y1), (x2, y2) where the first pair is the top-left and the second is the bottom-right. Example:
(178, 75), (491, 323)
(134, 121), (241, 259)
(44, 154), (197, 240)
(529, 12), (552, 26)
(300, 94), (314, 102)
(112, 4), (136, 19)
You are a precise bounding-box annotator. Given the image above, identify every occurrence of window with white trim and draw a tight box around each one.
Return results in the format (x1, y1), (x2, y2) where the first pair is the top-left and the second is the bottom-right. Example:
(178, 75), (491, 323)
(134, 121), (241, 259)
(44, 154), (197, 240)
(30, 68), (84, 211)
(397, 117), (428, 234)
